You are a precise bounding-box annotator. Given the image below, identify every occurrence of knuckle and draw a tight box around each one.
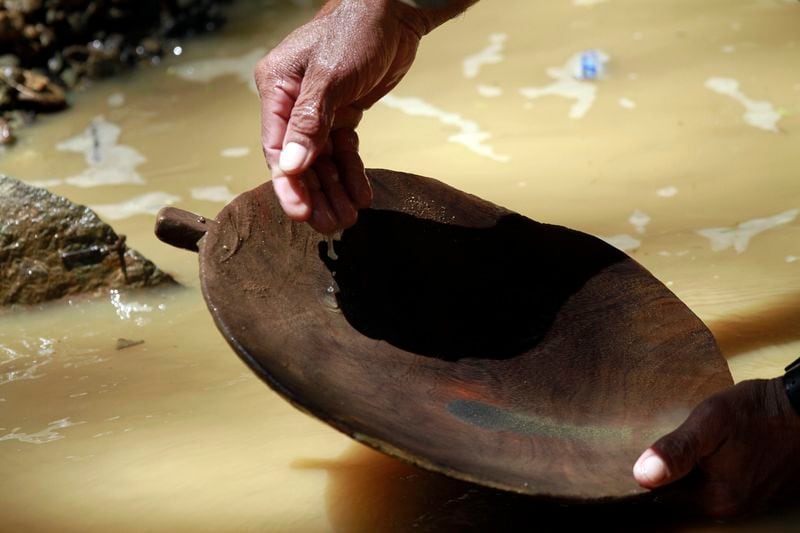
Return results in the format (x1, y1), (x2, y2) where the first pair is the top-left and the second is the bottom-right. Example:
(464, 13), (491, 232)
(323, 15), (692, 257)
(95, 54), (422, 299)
(697, 395), (731, 421)
(253, 53), (276, 83)
(254, 49), (305, 90)
(290, 103), (328, 138)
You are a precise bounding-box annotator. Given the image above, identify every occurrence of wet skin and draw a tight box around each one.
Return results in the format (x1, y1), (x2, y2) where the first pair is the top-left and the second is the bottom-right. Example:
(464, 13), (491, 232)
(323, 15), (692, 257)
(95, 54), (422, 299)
(254, 0), (475, 234)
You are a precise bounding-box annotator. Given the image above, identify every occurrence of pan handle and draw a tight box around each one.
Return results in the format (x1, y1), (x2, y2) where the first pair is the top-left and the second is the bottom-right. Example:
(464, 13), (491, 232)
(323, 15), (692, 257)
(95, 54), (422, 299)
(155, 207), (211, 252)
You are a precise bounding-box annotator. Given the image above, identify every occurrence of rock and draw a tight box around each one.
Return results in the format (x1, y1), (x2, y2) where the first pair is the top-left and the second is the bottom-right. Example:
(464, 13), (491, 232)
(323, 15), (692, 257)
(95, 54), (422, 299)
(0, 66), (67, 111)
(0, 0), (232, 133)
(0, 118), (14, 145)
(116, 338), (145, 350)
(0, 176), (176, 307)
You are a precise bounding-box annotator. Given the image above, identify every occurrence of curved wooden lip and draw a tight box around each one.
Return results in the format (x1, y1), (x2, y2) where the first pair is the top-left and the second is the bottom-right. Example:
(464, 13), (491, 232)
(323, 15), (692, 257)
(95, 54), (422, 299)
(157, 169), (733, 503)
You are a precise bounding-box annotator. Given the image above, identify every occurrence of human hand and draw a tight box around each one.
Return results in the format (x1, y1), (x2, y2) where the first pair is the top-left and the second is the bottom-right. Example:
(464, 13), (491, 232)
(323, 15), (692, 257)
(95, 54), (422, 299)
(254, 0), (426, 234)
(633, 377), (800, 519)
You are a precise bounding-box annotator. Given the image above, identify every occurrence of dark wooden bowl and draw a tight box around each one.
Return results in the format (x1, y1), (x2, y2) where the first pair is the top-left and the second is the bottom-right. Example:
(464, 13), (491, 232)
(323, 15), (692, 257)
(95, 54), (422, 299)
(155, 169), (732, 502)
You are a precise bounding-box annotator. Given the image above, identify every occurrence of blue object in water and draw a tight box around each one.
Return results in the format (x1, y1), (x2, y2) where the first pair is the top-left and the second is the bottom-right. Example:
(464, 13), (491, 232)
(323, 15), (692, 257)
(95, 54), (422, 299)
(577, 50), (604, 80)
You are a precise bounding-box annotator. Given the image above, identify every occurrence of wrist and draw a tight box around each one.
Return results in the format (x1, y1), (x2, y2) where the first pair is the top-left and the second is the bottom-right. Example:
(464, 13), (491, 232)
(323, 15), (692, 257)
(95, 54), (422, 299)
(387, 0), (477, 35)
(321, 0), (429, 37)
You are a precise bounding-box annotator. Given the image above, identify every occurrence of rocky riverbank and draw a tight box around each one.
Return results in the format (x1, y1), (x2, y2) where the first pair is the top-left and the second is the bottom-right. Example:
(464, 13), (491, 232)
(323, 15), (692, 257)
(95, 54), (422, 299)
(0, 175), (176, 307)
(0, 0), (231, 145)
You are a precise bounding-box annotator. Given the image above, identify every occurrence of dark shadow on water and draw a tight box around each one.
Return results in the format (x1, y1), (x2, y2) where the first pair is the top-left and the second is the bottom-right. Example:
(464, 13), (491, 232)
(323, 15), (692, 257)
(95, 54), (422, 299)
(707, 292), (800, 359)
(320, 209), (625, 361)
(292, 444), (793, 533)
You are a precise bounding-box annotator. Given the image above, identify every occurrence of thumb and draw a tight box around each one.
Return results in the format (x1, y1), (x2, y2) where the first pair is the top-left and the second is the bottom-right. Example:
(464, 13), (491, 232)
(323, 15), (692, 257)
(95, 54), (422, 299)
(279, 74), (337, 176)
(633, 401), (726, 489)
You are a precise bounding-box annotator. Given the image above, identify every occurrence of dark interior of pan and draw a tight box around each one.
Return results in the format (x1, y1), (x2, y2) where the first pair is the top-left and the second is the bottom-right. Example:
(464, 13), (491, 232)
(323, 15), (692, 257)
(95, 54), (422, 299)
(156, 169), (733, 502)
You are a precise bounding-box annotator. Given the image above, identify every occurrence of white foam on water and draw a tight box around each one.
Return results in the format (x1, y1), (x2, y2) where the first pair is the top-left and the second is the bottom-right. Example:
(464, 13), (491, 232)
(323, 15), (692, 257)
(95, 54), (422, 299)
(91, 191), (181, 221)
(519, 50), (609, 119)
(169, 48), (266, 93)
(462, 33), (507, 79)
(379, 94), (510, 162)
(56, 117), (144, 185)
(629, 209), (651, 234)
(786, 255), (798, 263)
(619, 97), (636, 109)
(476, 85), (503, 98)
(107, 93), (125, 107)
(27, 179), (64, 188)
(190, 185), (236, 203)
(657, 186), (679, 198)
(220, 146), (250, 158)
(599, 234), (641, 251)
(0, 338), (56, 386)
(109, 289), (154, 321)
(0, 418), (84, 444)
(696, 208), (799, 253)
(54, 116), (146, 188)
(705, 77), (782, 132)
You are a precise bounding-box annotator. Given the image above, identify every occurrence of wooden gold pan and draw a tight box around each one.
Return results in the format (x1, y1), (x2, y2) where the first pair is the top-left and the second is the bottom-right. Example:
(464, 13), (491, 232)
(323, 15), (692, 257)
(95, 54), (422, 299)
(155, 169), (733, 502)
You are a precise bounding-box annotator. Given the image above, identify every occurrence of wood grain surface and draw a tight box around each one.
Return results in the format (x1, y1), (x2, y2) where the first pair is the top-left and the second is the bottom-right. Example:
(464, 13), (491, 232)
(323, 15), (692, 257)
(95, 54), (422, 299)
(162, 169), (734, 501)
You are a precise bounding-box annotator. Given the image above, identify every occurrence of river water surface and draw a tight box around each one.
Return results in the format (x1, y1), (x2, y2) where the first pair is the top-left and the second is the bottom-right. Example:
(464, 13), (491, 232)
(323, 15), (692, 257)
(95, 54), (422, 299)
(1, 0), (799, 530)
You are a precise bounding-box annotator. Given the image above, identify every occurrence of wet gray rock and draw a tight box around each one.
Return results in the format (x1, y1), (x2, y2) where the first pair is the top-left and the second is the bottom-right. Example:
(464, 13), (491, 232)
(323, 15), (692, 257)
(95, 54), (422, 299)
(0, 175), (176, 306)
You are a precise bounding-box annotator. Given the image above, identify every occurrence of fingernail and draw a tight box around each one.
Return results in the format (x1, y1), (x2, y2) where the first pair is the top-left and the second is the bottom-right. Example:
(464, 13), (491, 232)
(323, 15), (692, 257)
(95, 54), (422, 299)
(279, 142), (308, 173)
(634, 452), (668, 486)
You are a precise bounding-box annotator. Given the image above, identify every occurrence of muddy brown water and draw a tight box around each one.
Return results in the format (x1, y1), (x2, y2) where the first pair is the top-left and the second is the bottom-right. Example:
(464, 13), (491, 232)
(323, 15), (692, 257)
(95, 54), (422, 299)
(1, 0), (799, 530)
